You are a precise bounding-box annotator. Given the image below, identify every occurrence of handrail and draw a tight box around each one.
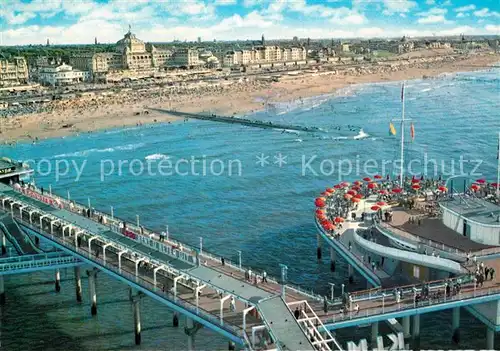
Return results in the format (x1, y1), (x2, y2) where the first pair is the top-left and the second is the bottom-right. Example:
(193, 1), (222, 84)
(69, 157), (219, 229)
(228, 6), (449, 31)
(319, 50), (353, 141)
(15, 214), (245, 338)
(376, 220), (466, 255)
(20, 186), (325, 302)
(315, 216), (383, 285)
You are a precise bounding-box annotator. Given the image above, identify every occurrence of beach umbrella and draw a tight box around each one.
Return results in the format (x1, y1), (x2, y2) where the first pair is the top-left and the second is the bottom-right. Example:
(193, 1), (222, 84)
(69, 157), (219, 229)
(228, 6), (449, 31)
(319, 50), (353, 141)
(353, 180), (362, 186)
(438, 186), (447, 192)
(491, 182), (499, 187)
(334, 217), (345, 223)
(411, 178), (420, 183)
(321, 191), (329, 196)
(363, 177), (372, 182)
(378, 189), (388, 194)
(334, 184), (342, 189)
(344, 193), (353, 200)
(354, 193), (363, 199)
(412, 184), (421, 190)
(351, 186), (361, 191)
(316, 209), (325, 215)
(315, 198), (326, 207)
(347, 190), (357, 196)
(368, 182), (377, 189)
(341, 182), (350, 187)
(376, 201), (387, 207)
(470, 184), (480, 191)
(392, 188), (402, 194)
(374, 175), (383, 180)
(476, 179), (486, 184)
(351, 197), (361, 203)
(317, 214), (327, 222)
(322, 221), (336, 231)
(326, 187), (335, 193)
(370, 205), (380, 211)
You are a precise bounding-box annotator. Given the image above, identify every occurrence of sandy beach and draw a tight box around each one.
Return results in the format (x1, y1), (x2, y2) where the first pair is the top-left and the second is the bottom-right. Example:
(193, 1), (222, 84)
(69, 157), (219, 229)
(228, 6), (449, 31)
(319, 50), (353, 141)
(1, 52), (499, 143)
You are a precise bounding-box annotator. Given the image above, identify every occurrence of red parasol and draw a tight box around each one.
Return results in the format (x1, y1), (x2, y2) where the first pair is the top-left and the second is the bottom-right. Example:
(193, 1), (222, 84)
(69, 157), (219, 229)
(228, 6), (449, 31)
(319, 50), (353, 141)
(354, 193), (363, 199)
(363, 177), (372, 182)
(326, 188), (335, 193)
(347, 190), (357, 196)
(316, 209), (325, 215)
(476, 179), (486, 184)
(334, 184), (342, 189)
(315, 198), (326, 207)
(438, 186), (447, 192)
(353, 180), (362, 186)
(374, 175), (383, 180)
(351, 197), (361, 203)
(412, 184), (421, 190)
(344, 193), (353, 199)
(392, 188), (402, 193)
(376, 201), (387, 206)
(370, 205), (380, 211)
(471, 184), (480, 191)
(351, 186), (361, 191)
(334, 217), (345, 223)
(322, 221), (336, 231)
(378, 189), (388, 194)
(368, 182), (378, 189)
(411, 178), (420, 183)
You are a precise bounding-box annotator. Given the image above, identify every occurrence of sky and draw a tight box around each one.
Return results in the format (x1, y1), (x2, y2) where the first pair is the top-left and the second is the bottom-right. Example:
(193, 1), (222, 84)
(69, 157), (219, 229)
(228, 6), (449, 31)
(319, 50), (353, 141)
(0, 0), (499, 45)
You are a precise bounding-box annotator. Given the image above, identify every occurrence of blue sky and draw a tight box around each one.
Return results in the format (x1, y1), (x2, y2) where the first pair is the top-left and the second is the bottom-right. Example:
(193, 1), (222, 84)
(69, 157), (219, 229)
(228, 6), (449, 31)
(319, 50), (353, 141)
(0, 0), (498, 45)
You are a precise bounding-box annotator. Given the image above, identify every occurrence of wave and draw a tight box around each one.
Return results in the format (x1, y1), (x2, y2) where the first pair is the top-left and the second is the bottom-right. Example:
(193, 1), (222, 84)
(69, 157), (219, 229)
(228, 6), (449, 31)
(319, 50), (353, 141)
(105, 126), (141, 135)
(353, 129), (370, 140)
(145, 153), (169, 161)
(53, 143), (144, 158)
(420, 88), (432, 92)
(294, 138), (303, 143)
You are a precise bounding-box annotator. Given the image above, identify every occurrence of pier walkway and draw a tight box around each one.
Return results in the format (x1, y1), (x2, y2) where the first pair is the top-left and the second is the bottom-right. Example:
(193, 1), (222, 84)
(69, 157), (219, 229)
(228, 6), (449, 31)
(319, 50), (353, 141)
(0, 212), (40, 255)
(150, 108), (324, 133)
(0, 183), (330, 350)
(1, 182), (499, 350)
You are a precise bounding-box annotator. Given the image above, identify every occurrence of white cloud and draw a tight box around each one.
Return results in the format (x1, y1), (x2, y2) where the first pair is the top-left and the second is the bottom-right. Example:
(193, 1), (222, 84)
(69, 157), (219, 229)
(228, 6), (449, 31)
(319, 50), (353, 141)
(214, 0), (237, 5)
(417, 15), (447, 24)
(485, 24), (500, 33)
(5, 11), (37, 25)
(425, 0), (435, 4)
(382, 0), (417, 15)
(242, 0), (267, 7)
(417, 7), (447, 16)
(456, 12), (468, 18)
(473, 8), (500, 18)
(454, 4), (475, 12)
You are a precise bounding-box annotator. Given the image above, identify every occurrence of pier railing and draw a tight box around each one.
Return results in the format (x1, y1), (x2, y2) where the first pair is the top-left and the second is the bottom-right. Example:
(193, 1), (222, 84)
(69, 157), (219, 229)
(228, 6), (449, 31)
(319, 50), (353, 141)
(18, 186), (326, 302)
(326, 278), (500, 324)
(14, 214), (246, 340)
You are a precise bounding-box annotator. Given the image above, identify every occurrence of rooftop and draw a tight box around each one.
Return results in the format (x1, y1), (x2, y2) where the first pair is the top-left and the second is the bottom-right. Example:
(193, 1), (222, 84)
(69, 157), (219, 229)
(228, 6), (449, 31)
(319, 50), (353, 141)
(439, 196), (500, 226)
(0, 157), (32, 180)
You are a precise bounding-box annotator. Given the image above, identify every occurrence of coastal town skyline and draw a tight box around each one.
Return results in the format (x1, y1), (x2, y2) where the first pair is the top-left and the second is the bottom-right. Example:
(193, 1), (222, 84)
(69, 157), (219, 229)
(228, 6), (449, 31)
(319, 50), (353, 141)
(0, 0), (499, 46)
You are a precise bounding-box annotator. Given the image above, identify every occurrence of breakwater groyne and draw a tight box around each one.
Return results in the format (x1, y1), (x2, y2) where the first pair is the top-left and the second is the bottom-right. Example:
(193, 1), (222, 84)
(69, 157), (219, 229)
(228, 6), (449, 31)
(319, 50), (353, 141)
(150, 108), (324, 133)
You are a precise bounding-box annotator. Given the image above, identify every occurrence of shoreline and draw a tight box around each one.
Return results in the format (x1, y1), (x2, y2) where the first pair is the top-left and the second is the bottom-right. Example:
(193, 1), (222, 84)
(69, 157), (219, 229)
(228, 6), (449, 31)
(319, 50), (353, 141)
(1, 53), (498, 143)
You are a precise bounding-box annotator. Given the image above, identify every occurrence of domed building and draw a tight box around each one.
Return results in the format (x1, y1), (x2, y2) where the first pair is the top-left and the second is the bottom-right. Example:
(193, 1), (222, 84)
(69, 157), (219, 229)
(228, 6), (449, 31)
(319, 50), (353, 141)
(70, 27), (173, 81)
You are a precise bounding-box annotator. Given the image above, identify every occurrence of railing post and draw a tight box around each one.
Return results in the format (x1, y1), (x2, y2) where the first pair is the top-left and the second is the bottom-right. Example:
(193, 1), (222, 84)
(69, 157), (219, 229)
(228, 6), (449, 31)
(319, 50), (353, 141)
(110, 206), (114, 220)
(199, 237), (203, 255)
(166, 225), (169, 241)
(88, 197), (91, 209)
(49, 185), (52, 196)
(67, 190), (70, 201)
(237, 250), (242, 269)
(136, 215), (139, 227)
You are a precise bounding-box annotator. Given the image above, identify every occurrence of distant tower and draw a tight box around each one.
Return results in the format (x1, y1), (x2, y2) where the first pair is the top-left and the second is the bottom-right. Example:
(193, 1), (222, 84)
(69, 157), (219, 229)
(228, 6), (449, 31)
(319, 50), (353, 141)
(95, 37), (98, 45)
(46, 38), (50, 46)
(461, 33), (465, 42)
(261, 34), (265, 46)
(307, 37), (310, 47)
(197, 36), (201, 43)
(331, 38), (335, 48)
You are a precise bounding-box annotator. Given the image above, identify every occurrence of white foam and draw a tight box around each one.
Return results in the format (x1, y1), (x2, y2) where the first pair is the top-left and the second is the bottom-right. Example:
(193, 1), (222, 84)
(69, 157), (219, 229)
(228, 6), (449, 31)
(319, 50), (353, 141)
(294, 138), (303, 143)
(145, 153), (169, 160)
(353, 129), (370, 140)
(116, 143), (145, 151)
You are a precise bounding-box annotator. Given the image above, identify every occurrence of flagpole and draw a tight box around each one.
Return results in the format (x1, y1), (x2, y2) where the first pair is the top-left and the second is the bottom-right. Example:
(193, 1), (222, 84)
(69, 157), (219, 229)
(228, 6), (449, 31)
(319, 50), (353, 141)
(399, 82), (405, 189)
(496, 131), (500, 198)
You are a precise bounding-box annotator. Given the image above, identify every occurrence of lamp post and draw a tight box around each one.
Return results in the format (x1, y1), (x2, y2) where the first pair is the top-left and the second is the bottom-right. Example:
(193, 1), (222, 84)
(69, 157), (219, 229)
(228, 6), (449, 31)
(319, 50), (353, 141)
(329, 283), (335, 301)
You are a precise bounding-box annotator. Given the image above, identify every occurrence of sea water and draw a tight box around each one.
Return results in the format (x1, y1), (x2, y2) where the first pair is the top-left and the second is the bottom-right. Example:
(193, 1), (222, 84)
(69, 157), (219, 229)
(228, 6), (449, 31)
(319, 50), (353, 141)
(0, 68), (499, 350)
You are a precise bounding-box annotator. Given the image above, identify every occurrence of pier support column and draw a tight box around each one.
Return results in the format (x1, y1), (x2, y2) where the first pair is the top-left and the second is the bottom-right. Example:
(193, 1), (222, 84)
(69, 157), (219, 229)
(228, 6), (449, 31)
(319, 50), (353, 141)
(486, 327), (495, 350)
(402, 315), (410, 337)
(316, 234), (322, 260)
(35, 236), (39, 245)
(412, 314), (421, 349)
(133, 299), (141, 345)
(329, 247), (336, 271)
(371, 322), (379, 346)
(74, 266), (82, 302)
(0, 275), (5, 305)
(186, 317), (195, 351)
(452, 307), (460, 343)
(55, 269), (61, 293)
(348, 264), (354, 284)
(1, 232), (6, 255)
(87, 270), (97, 316)
(173, 312), (179, 327)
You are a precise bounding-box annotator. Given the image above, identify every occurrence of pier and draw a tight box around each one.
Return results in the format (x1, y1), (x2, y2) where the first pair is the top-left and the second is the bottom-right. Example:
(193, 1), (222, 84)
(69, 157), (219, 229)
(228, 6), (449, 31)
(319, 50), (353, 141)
(0, 160), (498, 350)
(149, 108), (324, 133)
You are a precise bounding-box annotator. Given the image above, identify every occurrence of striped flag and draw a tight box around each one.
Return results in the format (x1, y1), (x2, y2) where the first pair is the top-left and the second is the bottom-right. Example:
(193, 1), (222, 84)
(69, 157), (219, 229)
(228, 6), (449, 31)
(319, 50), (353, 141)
(389, 122), (396, 136)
